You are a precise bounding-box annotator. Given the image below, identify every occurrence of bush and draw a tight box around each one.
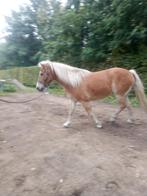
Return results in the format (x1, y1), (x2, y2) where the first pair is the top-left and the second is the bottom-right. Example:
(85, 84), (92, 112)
(0, 83), (17, 93)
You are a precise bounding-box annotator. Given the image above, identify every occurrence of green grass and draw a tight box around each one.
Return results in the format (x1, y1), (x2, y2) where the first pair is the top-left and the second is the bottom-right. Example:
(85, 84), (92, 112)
(48, 86), (64, 95)
(103, 95), (140, 107)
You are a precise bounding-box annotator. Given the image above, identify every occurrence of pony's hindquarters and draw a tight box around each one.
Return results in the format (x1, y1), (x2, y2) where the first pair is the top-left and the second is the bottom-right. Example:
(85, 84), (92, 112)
(129, 69), (147, 112)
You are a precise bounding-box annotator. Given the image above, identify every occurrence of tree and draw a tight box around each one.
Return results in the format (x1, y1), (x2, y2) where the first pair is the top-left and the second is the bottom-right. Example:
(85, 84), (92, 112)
(41, 8), (88, 65)
(110, 0), (147, 52)
(0, 0), (147, 72)
(66, 0), (80, 11)
(4, 5), (42, 66)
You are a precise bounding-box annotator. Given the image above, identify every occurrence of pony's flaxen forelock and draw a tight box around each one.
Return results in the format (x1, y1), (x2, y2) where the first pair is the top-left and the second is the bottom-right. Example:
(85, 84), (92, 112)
(39, 60), (91, 87)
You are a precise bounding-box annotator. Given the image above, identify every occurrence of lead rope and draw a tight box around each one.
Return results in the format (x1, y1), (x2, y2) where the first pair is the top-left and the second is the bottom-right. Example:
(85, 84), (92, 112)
(0, 93), (44, 104)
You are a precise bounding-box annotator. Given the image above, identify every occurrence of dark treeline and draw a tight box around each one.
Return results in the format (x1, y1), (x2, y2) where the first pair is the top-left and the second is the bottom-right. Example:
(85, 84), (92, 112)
(0, 0), (147, 72)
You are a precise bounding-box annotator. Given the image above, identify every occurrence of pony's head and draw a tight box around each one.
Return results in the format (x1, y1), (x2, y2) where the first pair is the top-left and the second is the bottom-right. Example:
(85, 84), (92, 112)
(36, 61), (54, 92)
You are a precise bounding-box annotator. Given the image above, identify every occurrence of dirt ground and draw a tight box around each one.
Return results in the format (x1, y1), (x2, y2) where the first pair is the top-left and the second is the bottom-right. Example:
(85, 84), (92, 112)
(0, 93), (147, 196)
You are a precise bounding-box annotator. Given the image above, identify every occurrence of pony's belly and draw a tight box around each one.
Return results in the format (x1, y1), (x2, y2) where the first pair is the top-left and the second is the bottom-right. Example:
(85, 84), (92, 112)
(64, 82), (112, 102)
(85, 84), (112, 100)
(88, 90), (112, 100)
(69, 88), (112, 102)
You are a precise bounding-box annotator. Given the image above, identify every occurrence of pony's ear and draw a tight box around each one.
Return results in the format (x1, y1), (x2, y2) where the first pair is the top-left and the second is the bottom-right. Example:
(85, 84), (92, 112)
(38, 62), (42, 68)
(38, 62), (45, 68)
(38, 60), (50, 68)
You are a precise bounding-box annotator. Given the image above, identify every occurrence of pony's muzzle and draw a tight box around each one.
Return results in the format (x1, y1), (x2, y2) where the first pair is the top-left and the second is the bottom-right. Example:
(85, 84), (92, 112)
(36, 82), (45, 92)
(36, 86), (44, 92)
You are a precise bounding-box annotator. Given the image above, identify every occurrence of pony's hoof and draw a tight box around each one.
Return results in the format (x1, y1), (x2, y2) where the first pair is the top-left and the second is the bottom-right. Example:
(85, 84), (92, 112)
(127, 119), (134, 124)
(96, 124), (103, 128)
(109, 117), (116, 122)
(63, 122), (70, 128)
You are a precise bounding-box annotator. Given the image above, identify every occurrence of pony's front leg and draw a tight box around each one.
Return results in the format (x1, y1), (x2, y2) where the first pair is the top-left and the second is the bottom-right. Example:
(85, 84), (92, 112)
(81, 102), (102, 128)
(63, 99), (77, 128)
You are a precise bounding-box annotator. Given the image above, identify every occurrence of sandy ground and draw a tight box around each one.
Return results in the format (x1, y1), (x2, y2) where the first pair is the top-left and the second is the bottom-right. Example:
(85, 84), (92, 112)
(0, 93), (147, 196)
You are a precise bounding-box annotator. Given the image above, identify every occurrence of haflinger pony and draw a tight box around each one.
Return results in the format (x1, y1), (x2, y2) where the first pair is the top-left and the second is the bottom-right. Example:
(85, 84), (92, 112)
(36, 60), (147, 128)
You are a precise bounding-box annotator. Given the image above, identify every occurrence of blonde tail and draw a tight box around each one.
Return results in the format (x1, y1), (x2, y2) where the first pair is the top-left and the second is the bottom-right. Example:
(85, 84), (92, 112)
(129, 69), (147, 112)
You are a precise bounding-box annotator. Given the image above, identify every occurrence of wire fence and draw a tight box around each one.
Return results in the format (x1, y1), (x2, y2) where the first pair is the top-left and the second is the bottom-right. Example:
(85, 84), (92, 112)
(0, 66), (147, 94)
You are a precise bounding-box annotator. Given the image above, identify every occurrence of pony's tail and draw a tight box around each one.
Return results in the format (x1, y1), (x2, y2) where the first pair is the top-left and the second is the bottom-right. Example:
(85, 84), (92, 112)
(129, 69), (147, 112)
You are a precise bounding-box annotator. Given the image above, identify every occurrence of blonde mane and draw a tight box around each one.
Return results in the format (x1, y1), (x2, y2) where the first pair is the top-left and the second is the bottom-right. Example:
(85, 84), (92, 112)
(41, 60), (91, 87)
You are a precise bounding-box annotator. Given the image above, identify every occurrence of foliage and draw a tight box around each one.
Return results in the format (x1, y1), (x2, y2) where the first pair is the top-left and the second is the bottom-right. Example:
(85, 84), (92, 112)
(2, 83), (17, 92)
(2, 5), (42, 67)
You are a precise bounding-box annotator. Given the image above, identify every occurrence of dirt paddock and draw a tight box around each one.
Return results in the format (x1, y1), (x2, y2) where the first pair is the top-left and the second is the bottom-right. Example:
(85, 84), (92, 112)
(0, 93), (147, 196)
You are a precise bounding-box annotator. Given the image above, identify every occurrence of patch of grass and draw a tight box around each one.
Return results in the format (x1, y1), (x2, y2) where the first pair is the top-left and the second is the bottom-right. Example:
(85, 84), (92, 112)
(129, 97), (139, 107)
(103, 95), (140, 107)
(48, 83), (64, 95)
(103, 96), (117, 105)
(48, 87), (64, 95)
(0, 92), (8, 96)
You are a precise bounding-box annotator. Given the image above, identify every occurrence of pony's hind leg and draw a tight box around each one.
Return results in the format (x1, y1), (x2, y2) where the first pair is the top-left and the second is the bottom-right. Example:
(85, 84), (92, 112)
(63, 99), (77, 128)
(110, 95), (134, 123)
(81, 102), (102, 128)
(110, 95), (127, 122)
(126, 97), (134, 123)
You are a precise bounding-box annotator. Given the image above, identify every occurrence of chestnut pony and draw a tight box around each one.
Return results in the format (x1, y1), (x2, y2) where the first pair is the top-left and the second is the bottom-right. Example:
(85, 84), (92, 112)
(36, 60), (147, 128)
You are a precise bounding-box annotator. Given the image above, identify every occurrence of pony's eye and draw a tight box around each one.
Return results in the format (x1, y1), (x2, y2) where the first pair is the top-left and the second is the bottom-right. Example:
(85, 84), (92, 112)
(40, 73), (43, 76)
